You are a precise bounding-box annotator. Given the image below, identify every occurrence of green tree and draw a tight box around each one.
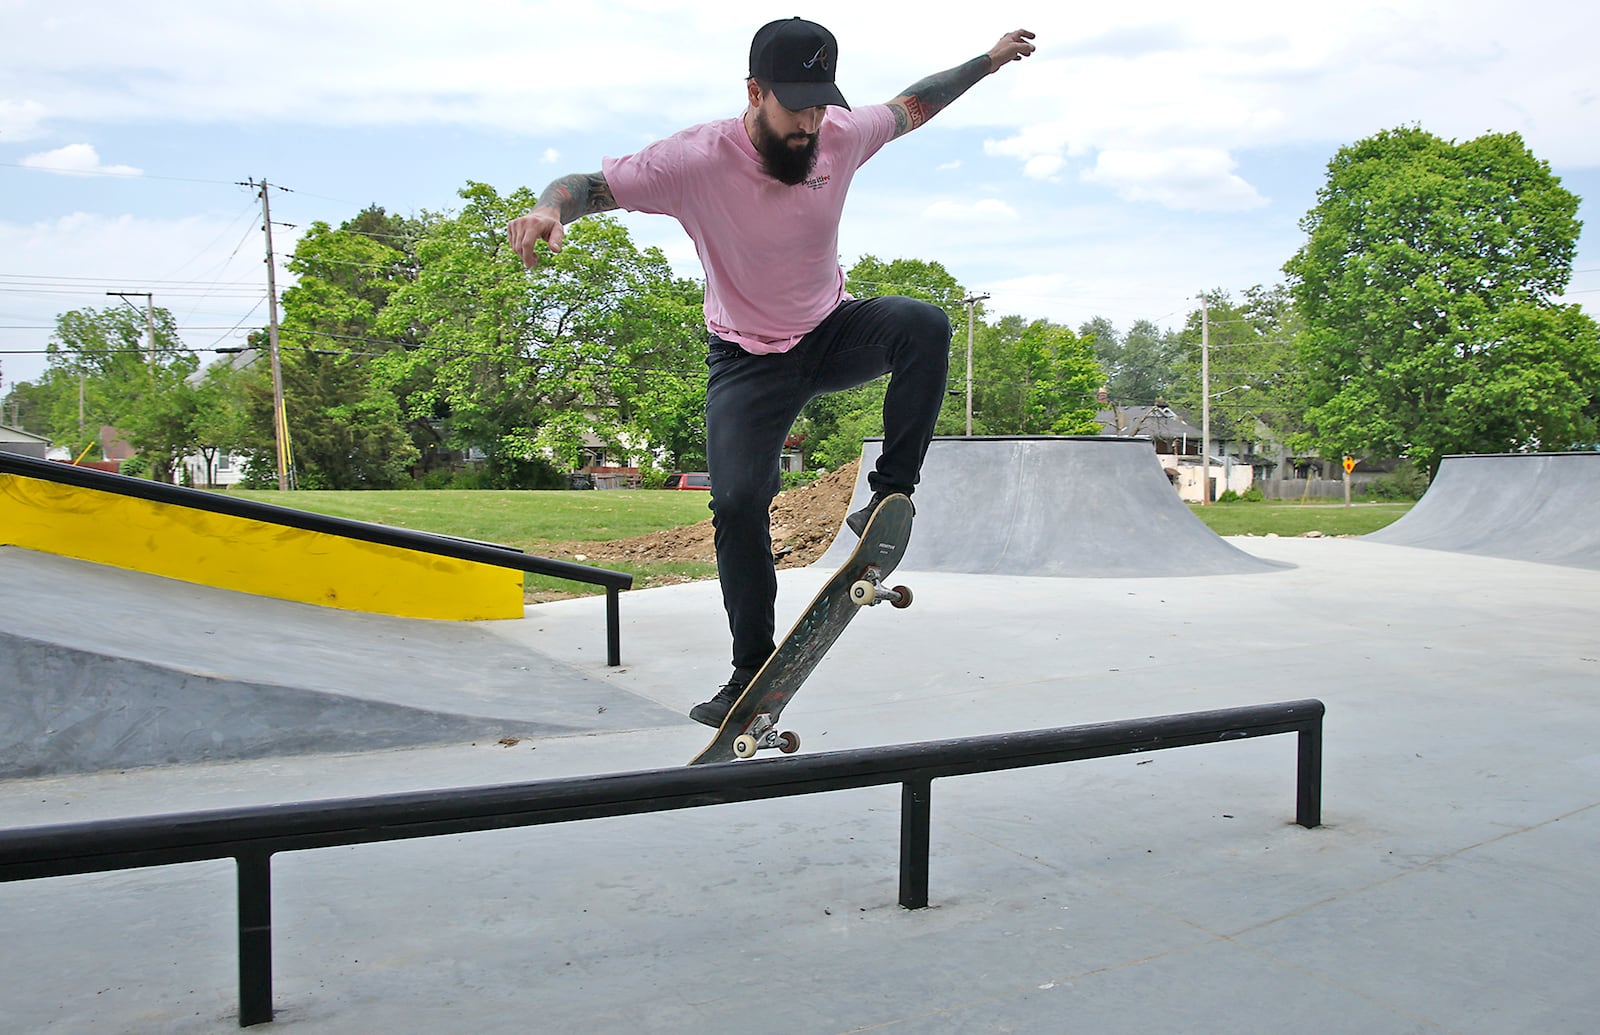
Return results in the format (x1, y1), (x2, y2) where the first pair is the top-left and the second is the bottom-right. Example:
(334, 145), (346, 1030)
(1283, 126), (1598, 471)
(1103, 318), (1184, 407)
(26, 305), (200, 479)
(1078, 316), (1119, 369)
(968, 315), (1103, 435)
(189, 359), (253, 487)
(277, 206), (430, 484)
(377, 181), (707, 484)
(605, 272), (710, 472)
(1166, 287), (1305, 453)
(847, 255), (968, 327)
(281, 206), (418, 354)
(0, 378), (49, 437)
(237, 345), (419, 489)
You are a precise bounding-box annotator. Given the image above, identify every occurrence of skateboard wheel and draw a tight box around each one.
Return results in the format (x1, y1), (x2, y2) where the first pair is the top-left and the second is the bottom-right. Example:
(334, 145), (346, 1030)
(777, 731), (800, 754)
(850, 580), (876, 605)
(890, 585), (913, 609)
(733, 734), (760, 759)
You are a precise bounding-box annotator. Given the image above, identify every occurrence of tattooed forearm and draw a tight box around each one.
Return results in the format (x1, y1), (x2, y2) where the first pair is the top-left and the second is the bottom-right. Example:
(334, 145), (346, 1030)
(537, 171), (618, 223)
(889, 54), (992, 138)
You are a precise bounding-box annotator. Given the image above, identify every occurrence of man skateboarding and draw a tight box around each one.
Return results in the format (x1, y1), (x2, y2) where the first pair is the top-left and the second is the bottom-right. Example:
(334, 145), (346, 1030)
(508, 19), (1037, 726)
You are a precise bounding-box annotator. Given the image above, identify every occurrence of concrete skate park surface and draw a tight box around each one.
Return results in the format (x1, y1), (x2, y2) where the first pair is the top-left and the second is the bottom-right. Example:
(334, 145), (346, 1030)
(3, 446), (1599, 1032)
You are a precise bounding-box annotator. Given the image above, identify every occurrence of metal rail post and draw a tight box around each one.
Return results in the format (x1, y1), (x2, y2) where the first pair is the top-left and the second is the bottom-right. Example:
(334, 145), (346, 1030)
(606, 588), (622, 668)
(237, 853), (275, 1027)
(899, 779), (933, 909)
(1296, 723), (1323, 828)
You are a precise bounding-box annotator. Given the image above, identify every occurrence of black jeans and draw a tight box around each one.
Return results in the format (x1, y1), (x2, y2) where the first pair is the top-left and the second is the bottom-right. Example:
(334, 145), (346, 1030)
(704, 295), (950, 673)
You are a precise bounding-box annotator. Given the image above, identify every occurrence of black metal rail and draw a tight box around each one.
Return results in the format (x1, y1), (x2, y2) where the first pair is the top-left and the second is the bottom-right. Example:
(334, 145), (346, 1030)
(0, 452), (633, 665)
(0, 699), (1323, 1027)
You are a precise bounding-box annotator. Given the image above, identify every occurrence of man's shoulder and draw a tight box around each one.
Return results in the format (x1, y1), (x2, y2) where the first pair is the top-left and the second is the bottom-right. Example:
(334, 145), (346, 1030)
(636, 115), (745, 161)
(823, 104), (896, 149)
(604, 115), (747, 211)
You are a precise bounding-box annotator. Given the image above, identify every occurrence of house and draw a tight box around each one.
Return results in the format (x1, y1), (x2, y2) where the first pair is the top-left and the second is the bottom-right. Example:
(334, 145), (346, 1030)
(0, 424), (51, 460)
(1097, 404), (1204, 454)
(181, 450), (247, 488)
(1096, 403), (1255, 502)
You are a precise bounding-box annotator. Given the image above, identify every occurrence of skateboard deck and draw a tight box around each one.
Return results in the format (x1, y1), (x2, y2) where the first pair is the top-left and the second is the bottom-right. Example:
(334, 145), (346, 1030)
(688, 494), (915, 765)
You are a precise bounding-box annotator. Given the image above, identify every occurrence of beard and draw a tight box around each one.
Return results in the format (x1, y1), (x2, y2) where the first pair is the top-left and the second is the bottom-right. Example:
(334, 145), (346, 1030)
(752, 108), (820, 186)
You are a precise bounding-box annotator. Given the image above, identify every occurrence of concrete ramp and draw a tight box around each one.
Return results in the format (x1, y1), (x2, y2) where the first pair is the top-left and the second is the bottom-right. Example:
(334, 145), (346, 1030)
(818, 437), (1286, 577)
(1366, 452), (1600, 569)
(0, 548), (682, 778)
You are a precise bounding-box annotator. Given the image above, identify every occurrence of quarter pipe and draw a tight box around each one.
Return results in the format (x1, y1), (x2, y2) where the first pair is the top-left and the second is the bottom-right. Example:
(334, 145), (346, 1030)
(818, 437), (1286, 577)
(1365, 452), (1600, 570)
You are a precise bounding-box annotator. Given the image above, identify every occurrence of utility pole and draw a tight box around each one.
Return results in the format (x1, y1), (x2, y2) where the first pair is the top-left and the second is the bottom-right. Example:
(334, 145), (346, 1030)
(1200, 295), (1211, 507)
(962, 293), (989, 436)
(244, 177), (292, 491)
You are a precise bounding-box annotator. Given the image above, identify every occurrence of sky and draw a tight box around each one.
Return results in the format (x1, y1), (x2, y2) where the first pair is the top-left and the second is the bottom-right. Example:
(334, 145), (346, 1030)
(3, 0), (1598, 394)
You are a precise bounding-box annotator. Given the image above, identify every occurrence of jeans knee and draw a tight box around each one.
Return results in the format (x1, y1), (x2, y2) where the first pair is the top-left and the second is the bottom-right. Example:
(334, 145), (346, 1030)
(891, 297), (951, 357)
(709, 480), (776, 528)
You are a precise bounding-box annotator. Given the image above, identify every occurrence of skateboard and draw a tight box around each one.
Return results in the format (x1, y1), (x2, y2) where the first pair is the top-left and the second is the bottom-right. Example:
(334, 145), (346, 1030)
(688, 494), (915, 765)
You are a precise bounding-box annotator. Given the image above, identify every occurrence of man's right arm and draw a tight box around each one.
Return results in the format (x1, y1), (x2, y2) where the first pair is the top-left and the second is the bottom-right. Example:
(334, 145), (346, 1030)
(508, 171), (618, 268)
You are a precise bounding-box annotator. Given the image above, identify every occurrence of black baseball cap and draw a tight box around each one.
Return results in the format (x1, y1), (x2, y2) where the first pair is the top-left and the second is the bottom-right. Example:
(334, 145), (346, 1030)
(748, 17), (850, 111)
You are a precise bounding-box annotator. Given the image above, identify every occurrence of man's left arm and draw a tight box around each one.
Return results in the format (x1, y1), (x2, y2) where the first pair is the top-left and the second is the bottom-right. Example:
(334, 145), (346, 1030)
(888, 29), (1036, 139)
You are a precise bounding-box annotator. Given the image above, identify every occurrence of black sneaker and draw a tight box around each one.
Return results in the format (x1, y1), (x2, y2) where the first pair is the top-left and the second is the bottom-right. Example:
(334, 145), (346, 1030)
(689, 679), (748, 728)
(846, 492), (913, 537)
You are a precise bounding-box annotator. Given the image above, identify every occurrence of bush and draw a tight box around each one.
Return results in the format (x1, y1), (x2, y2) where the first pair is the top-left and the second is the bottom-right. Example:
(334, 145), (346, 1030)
(480, 455), (565, 489)
(1216, 485), (1264, 504)
(781, 469), (821, 492)
(414, 468), (458, 490)
(1362, 462), (1429, 501)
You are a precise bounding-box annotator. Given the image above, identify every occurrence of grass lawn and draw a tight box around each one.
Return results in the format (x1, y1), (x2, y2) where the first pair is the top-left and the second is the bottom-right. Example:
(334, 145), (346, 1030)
(226, 488), (718, 596)
(1189, 500), (1412, 537)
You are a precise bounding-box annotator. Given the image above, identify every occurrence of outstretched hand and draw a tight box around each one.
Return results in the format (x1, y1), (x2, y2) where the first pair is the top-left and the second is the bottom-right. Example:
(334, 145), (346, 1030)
(987, 29), (1036, 71)
(507, 208), (564, 269)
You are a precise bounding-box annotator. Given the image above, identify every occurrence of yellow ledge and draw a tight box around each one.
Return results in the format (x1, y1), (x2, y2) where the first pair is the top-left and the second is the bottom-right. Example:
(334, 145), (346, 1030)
(1, 475), (525, 621)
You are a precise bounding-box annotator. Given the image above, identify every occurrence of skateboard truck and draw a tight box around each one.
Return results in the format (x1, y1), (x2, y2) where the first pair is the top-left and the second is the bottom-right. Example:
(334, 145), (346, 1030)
(731, 712), (801, 759)
(848, 564), (913, 609)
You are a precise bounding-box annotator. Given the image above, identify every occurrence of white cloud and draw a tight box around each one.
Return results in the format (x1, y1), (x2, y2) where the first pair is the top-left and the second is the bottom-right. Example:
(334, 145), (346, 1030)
(1081, 148), (1267, 212)
(1022, 155), (1065, 182)
(541, 148), (561, 164)
(19, 143), (140, 177)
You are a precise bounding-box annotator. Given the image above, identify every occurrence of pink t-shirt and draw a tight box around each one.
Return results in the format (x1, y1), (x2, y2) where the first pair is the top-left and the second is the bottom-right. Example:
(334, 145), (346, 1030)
(602, 104), (897, 354)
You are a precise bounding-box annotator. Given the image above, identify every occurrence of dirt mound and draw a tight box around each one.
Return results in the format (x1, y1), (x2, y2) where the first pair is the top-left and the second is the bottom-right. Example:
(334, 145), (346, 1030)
(541, 460), (859, 594)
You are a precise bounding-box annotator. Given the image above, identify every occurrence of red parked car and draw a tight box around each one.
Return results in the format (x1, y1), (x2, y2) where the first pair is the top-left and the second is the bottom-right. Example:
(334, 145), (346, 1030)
(662, 472), (712, 490)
